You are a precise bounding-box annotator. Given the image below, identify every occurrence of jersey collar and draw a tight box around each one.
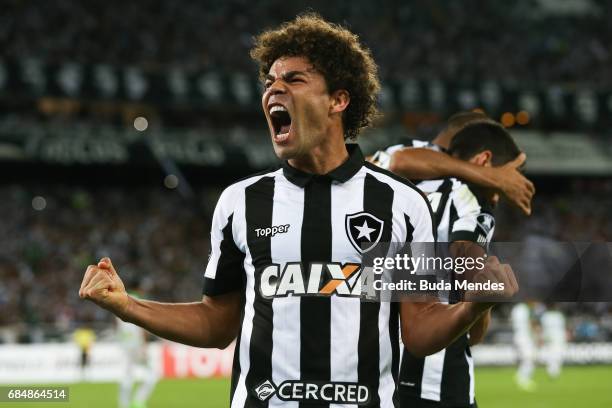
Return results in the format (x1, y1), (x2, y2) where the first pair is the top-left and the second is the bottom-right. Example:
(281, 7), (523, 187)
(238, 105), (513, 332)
(282, 144), (364, 187)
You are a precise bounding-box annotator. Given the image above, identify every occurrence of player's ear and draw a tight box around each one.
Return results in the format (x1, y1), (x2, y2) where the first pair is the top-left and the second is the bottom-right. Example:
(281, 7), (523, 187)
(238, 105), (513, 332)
(330, 89), (350, 114)
(470, 150), (493, 166)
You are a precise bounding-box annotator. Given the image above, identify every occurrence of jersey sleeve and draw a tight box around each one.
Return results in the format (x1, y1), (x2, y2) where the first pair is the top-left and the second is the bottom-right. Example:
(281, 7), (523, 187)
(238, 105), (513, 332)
(448, 183), (495, 248)
(402, 138), (443, 152)
(202, 186), (246, 296)
(404, 187), (436, 261)
(410, 191), (436, 244)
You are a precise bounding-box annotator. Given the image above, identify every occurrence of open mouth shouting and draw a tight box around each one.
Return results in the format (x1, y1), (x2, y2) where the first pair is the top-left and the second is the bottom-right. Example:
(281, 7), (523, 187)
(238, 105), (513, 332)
(269, 103), (292, 144)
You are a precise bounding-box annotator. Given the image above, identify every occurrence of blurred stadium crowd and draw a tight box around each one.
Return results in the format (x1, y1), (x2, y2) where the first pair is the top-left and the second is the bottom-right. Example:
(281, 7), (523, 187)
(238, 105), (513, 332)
(2, 0), (611, 84)
(0, 186), (214, 342)
(1, 180), (611, 344)
(1, 0), (611, 347)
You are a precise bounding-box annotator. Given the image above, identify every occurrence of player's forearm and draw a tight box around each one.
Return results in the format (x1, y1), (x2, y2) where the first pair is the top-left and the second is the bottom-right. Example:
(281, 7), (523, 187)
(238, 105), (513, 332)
(119, 296), (237, 349)
(402, 302), (491, 357)
(388, 149), (443, 179)
(389, 149), (498, 188)
(468, 308), (491, 346)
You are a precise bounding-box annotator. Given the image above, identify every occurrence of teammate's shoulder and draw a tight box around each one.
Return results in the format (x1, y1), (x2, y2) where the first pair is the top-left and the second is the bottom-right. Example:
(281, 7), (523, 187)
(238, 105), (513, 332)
(449, 178), (492, 210)
(446, 177), (475, 196)
(417, 176), (454, 193)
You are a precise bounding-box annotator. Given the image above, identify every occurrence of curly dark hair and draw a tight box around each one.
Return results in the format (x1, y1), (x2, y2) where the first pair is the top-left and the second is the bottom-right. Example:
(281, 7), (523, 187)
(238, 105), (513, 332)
(250, 13), (380, 140)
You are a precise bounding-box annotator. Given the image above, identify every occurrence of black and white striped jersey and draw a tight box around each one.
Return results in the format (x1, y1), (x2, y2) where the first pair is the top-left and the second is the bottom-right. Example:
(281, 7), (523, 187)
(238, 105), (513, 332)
(381, 140), (495, 407)
(203, 144), (435, 408)
(399, 177), (494, 407)
(417, 178), (495, 247)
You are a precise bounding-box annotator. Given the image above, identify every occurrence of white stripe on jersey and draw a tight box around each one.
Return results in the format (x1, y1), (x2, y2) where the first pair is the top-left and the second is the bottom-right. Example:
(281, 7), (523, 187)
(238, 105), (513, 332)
(378, 301), (395, 408)
(449, 183), (481, 234)
(231, 246), (255, 408)
(416, 179), (445, 193)
(420, 349), (446, 401)
(467, 350), (475, 404)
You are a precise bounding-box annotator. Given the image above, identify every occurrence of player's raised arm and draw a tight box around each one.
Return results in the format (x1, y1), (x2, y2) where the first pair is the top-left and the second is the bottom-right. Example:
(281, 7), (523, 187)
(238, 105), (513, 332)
(79, 178), (247, 349)
(79, 258), (241, 348)
(384, 148), (534, 215)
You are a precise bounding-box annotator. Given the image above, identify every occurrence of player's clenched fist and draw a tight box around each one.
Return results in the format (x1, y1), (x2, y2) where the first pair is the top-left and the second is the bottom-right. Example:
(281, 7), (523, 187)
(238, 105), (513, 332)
(79, 257), (130, 317)
(465, 255), (519, 302)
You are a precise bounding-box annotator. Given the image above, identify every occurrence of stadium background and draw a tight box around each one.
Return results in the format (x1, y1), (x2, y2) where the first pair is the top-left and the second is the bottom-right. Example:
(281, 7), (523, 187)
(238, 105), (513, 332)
(1, 0), (612, 407)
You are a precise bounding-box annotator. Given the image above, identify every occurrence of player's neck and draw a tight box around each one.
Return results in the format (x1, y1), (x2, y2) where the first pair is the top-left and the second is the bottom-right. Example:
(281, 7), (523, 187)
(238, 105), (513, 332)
(432, 132), (452, 150)
(288, 133), (349, 175)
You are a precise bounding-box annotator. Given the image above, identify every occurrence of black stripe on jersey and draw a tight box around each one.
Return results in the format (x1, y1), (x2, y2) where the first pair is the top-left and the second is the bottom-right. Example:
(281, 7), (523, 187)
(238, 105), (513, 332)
(446, 202), (463, 304)
(447, 199), (460, 238)
(398, 205), (423, 403)
(360, 173), (395, 408)
(404, 213), (415, 243)
(431, 179), (453, 230)
(399, 350), (425, 399)
(300, 177), (333, 408)
(244, 176), (275, 408)
(390, 214), (416, 402)
(440, 335), (471, 406)
(202, 213), (246, 296)
(389, 301), (400, 405)
(364, 162), (437, 243)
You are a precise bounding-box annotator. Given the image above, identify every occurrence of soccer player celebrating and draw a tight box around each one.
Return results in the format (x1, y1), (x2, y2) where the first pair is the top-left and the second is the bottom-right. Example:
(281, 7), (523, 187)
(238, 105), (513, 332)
(370, 111), (535, 216)
(79, 14), (517, 407)
(396, 122), (522, 408)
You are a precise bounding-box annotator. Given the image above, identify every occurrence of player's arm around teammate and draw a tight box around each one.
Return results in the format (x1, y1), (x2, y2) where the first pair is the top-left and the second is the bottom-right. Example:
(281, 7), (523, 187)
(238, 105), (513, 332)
(374, 147), (534, 215)
(390, 149), (532, 215)
(79, 258), (241, 349)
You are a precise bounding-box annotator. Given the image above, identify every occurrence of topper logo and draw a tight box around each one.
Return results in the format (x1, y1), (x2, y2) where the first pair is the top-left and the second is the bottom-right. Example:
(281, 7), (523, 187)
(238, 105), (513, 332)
(255, 224), (290, 238)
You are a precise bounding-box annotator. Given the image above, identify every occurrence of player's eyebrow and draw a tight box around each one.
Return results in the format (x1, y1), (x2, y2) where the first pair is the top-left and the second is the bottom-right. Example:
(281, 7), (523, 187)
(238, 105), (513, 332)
(264, 70), (312, 83)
